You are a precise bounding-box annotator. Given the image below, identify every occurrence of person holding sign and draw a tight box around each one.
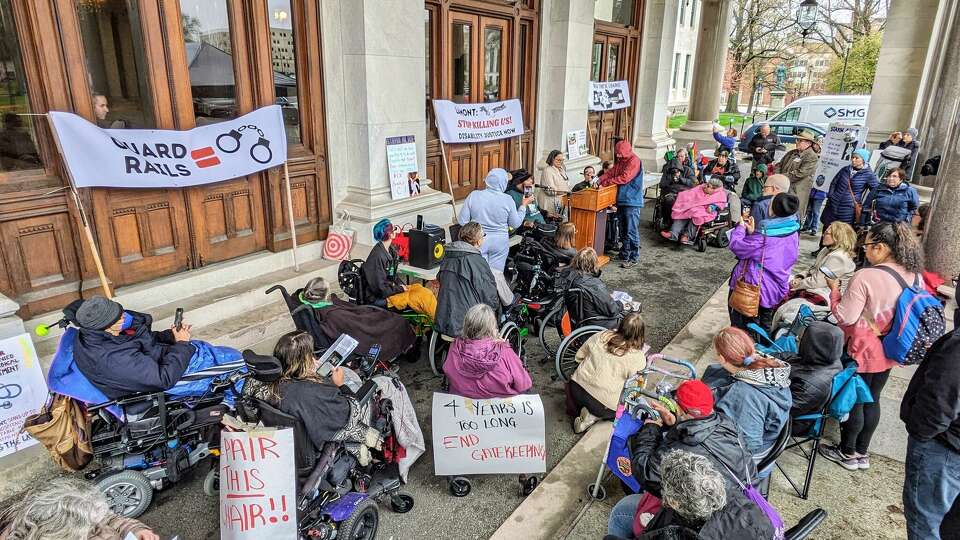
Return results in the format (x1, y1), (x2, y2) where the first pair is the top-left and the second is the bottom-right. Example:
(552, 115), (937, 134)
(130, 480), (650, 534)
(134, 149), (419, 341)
(443, 304), (532, 399)
(361, 219), (437, 318)
(569, 312), (647, 434)
(459, 168), (532, 272)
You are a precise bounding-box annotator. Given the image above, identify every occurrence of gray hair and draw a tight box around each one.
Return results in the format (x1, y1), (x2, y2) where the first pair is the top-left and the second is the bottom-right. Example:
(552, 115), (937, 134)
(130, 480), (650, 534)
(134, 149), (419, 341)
(461, 304), (498, 340)
(302, 277), (330, 303)
(0, 477), (114, 540)
(660, 451), (727, 522)
(706, 176), (724, 188)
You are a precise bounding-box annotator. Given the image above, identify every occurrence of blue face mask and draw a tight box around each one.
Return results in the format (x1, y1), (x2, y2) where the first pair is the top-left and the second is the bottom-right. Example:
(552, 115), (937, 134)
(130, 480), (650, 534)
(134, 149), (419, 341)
(119, 312), (134, 331)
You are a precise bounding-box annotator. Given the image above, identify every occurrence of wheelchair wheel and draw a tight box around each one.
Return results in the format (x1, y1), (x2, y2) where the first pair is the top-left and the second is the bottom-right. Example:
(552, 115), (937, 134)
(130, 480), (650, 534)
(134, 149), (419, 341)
(428, 331), (450, 377)
(587, 483), (607, 501)
(390, 493), (415, 513)
(651, 201), (664, 230)
(203, 468), (219, 497)
(555, 326), (605, 382)
(449, 476), (471, 497)
(519, 474), (539, 497)
(339, 498), (379, 540)
(537, 303), (565, 363)
(715, 227), (731, 248)
(97, 470), (153, 518)
(696, 236), (707, 252)
(499, 321), (523, 361)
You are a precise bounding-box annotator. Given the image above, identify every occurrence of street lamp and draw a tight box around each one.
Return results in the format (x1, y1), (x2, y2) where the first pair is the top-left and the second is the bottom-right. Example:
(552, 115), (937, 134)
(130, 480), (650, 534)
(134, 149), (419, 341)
(797, 0), (818, 39)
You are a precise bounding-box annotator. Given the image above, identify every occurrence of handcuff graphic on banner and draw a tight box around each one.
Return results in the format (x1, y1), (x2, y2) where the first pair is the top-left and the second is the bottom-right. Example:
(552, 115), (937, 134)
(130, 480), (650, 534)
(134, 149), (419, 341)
(215, 124), (273, 164)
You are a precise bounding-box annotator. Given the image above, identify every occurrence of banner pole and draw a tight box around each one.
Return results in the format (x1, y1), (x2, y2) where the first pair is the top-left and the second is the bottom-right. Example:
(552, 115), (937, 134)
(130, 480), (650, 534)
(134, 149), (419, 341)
(437, 138), (459, 222)
(517, 131), (524, 169)
(282, 162), (300, 272)
(595, 110), (603, 157)
(44, 114), (112, 298)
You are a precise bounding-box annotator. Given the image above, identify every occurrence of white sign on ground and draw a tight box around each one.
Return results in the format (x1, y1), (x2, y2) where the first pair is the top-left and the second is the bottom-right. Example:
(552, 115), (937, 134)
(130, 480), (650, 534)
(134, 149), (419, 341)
(49, 105), (287, 189)
(813, 123), (868, 194)
(0, 333), (47, 458)
(220, 428), (297, 540)
(588, 80), (632, 111)
(432, 99), (525, 143)
(431, 392), (546, 475)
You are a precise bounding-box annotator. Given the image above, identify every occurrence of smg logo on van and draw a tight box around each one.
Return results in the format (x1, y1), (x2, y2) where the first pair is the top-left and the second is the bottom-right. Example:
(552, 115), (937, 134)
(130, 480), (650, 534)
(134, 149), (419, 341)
(824, 107), (866, 119)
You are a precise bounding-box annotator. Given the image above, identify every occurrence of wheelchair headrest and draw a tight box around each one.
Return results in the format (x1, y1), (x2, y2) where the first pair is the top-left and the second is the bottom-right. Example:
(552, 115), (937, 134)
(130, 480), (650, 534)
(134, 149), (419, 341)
(242, 350), (283, 382)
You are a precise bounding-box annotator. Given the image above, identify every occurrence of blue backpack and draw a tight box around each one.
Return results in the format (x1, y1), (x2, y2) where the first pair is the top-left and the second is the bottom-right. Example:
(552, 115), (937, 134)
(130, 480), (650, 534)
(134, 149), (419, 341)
(875, 266), (945, 365)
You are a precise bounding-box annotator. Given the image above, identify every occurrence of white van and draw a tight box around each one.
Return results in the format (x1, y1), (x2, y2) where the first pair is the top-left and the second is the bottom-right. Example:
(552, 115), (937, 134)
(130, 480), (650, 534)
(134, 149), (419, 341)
(769, 95), (870, 130)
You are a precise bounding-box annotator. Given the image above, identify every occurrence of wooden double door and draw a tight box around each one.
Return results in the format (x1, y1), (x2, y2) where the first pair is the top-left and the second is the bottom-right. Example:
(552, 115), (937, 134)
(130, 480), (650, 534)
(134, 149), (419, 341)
(589, 30), (639, 162)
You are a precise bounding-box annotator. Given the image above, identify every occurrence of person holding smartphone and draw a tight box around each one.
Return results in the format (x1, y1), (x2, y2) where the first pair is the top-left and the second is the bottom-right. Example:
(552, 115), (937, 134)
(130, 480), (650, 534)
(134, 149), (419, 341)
(506, 168), (545, 227)
(787, 221), (858, 306)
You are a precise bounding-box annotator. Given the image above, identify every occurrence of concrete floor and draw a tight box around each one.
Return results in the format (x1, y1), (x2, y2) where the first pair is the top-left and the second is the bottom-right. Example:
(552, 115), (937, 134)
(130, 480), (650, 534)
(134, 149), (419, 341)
(130, 205), (739, 540)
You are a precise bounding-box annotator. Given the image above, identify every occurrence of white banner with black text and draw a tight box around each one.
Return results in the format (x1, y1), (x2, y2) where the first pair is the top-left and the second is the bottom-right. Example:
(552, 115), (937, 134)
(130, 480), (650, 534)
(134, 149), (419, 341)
(432, 99), (525, 144)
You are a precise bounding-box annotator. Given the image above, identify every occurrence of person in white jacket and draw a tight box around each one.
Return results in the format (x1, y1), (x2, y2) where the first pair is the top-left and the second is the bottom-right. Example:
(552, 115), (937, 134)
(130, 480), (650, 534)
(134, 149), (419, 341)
(537, 149), (570, 220)
(789, 221), (857, 304)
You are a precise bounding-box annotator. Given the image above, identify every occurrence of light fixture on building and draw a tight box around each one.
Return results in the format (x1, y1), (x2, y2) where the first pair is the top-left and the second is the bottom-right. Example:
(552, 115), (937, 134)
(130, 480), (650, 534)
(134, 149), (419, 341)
(797, 0), (818, 38)
(273, 9), (288, 22)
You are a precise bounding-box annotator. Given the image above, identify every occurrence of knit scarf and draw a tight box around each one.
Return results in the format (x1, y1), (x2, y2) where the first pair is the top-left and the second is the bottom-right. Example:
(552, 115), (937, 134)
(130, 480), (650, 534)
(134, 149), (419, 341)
(734, 360), (791, 388)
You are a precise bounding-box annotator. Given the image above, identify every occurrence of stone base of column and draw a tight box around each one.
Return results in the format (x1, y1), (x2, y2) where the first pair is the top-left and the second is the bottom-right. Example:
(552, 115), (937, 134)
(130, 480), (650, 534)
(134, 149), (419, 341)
(0, 294), (24, 340)
(337, 187), (454, 245)
(673, 120), (717, 147)
(634, 131), (676, 172)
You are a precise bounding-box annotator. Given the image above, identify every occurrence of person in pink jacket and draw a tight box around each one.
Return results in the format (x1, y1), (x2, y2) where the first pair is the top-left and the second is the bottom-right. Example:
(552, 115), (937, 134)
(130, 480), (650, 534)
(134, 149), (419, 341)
(443, 304), (532, 399)
(661, 176), (728, 244)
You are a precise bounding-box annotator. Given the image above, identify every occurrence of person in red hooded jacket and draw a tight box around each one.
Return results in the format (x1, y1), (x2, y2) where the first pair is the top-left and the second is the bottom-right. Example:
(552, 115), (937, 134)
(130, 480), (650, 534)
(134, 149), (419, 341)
(600, 140), (645, 268)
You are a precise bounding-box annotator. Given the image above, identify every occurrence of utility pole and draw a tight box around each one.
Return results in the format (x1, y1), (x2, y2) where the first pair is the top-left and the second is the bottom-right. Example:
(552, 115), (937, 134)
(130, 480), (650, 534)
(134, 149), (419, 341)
(838, 41), (851, 93)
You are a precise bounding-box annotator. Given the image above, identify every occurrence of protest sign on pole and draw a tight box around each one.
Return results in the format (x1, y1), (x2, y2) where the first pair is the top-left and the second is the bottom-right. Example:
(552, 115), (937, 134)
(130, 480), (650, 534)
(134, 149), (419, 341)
(49, 105), (288, 189)
(813, 123), (868, 194)
(588, 81), (632, 112)
(386, 135), (419, 200)
(431, 392), (546, 476)
(0, 334), (47, 458)
(432, 99), (525, 144)
(566, 129), (588, 160)
(220, 428), (297, 540)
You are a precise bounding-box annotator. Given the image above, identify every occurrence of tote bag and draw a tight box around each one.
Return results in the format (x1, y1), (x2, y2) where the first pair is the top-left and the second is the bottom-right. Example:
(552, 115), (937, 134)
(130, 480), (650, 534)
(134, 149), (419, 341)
(323, 210), (356, 261)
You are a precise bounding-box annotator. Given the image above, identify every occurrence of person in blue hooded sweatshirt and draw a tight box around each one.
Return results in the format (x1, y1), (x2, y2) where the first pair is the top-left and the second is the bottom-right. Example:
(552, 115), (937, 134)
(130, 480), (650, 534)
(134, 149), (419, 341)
(860, 167), (919, 225)
(458, 168), (533, 272)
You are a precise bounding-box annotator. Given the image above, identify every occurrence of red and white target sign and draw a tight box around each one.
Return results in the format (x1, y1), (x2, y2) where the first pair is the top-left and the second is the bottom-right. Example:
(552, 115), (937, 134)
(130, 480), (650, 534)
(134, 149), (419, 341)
(323, 225), (354, 261)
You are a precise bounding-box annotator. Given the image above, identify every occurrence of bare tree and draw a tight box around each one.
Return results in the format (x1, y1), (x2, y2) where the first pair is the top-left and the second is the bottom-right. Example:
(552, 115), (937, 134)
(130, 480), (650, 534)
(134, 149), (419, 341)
(725, 0), (802, 113)
(810, 0), (889, 56)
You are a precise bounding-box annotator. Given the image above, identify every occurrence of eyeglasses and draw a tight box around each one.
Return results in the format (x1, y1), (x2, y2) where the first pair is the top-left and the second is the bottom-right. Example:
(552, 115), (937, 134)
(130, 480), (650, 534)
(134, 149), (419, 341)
(861, 241), (881, 250)
(762, 184), (775, 190)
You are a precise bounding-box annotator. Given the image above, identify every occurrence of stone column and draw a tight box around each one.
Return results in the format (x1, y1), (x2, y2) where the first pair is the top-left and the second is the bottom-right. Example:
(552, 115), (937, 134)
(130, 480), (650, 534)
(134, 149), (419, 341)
(673, 0), (732, 146)
(631, 0), (679, 171)
(320, 0), (452, 244)
(863, 0), (937, 147)
(534, 0), (600, 186)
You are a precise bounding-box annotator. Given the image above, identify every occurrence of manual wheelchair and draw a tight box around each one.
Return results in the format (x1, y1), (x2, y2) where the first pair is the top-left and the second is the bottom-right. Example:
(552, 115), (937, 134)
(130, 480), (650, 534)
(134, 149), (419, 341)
(552, 287), (634, 382)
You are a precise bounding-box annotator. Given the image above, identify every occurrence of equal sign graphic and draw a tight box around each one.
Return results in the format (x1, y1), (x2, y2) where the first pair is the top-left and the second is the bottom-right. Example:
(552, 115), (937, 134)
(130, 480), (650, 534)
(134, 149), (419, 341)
(191, 146), (221, 168)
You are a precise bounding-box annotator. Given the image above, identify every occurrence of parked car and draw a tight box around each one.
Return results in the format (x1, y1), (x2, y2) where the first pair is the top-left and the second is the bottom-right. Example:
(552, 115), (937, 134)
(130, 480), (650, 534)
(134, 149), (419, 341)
(768, 94), (870, 130)
(737, 122), (826, 156)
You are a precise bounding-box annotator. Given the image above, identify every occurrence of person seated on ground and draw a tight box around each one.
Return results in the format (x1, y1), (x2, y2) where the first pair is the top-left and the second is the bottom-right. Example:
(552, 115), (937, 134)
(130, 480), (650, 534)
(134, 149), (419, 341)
(506, 168), (546, 228)
(605, 450), (775, 540)
(569, 313), (647, 433)
(788, 221), (857, 305)
(627, 379), (756, 497)
(572, 165), (598, 192)
(782, 322), (843, 436)
(557, 248), (623, 329)
(703, 327), (792, 466)
(549, 222), (578, 264)
(701, 147), (740, 191)
(436, 221), (501, 337)
(361, 218), (437, 319)
(861, 167), (920, 226)
(0, 477), (159, 540)
(747, 173), (790, 224)
(271, 331), (378, 450)
(712, 124), (738, 155)
(72, 296), (195, 401)
(459, 168), (532, 272)
(443, 304), (532, 399)
(660, 176), (727, 245)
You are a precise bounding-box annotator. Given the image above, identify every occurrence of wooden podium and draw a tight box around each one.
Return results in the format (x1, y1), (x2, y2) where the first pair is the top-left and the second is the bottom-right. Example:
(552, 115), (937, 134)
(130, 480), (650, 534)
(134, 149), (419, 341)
(570, 185), (617, 266)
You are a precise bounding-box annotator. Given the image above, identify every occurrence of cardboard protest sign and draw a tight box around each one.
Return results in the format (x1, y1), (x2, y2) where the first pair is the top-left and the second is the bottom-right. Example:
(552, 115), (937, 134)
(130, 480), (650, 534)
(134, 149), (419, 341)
(567, 129), (588, 160)
(431, 392), (546, 475)
(588, 81), (631, 112)
(432, 99), (525, 143)
(386, 135), (419, 200)
(49, 105), (287, 189)
(812, 123), (867, 194)
(0, 334), (47, 458)
(220, 428), (297, 540)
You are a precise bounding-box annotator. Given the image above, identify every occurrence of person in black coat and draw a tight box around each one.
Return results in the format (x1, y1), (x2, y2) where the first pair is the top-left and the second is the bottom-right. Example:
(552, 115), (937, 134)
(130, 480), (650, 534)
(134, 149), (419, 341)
(557, 248), (622, 329)
(747, 124), (780, 166)
(435, 221), (501, 337)
(73, 296), (194, 400)
(897, 128), (921, 177)
(781, 322), (843, 435)
(360, 218), (436, 317)
(900, 287), (960, 540)
(700, 148), (741, 191)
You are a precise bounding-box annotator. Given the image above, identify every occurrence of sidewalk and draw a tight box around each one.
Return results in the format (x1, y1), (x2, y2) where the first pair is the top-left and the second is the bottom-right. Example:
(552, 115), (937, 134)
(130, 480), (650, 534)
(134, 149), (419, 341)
(493, 236), (913, 540)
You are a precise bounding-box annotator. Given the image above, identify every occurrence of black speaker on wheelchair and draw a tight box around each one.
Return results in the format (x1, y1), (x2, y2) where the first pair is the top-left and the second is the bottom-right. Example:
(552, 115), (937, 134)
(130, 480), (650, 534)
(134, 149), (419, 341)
(408, 223), (446, 269)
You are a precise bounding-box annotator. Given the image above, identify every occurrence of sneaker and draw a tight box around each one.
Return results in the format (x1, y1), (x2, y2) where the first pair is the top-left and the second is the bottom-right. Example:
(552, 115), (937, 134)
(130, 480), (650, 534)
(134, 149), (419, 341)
(819, 444), (860, 471)
(620, 261), (637, 269)
(679, 235), (693, 246)
(573, 407), (599, 434)
(659, 231), (675, 241)
(858, 454), (870, 470)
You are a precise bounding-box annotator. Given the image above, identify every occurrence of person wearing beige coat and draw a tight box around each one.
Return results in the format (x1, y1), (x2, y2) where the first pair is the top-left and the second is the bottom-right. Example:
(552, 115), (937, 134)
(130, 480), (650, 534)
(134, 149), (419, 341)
(537, 149), (569, 219)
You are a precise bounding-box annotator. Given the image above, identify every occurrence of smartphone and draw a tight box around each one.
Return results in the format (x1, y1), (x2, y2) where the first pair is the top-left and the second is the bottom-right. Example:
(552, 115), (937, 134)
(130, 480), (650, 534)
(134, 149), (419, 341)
(368, 344), (381, 361)
(819, 266), (838, 280)
(174, 308), (184, 330)
(523, 186), (533, 197)
(316, 360), (334, 378)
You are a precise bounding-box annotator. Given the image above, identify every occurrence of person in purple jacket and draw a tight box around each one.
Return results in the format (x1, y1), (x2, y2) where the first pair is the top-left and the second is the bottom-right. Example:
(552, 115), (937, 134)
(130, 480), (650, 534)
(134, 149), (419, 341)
(727, 193), (801, 337)
(443, 303), (532, 399)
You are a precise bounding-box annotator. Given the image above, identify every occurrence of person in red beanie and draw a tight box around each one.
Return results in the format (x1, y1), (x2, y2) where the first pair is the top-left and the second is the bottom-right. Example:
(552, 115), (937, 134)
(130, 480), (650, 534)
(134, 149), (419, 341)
(627, 379), (756, 497)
